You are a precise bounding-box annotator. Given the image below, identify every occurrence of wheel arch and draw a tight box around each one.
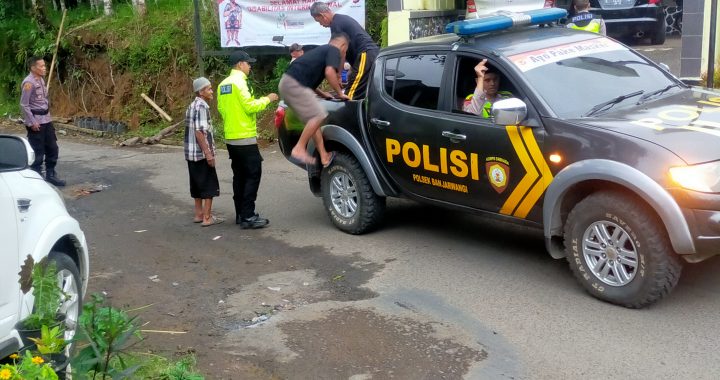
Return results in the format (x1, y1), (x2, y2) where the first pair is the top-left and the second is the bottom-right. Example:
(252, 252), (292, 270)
(315, 125), (392, 197)
(50, 234), (89, 296)
(31, 217), (89, 298)
(543, 159), (695, 258)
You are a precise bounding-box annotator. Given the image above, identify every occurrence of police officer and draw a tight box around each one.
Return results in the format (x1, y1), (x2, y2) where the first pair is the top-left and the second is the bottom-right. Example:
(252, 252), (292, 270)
(217, 50), (278, 229)
(463, 59), (512, 118)
(20, 56), (65, 186)
(566, 0), (606, 35)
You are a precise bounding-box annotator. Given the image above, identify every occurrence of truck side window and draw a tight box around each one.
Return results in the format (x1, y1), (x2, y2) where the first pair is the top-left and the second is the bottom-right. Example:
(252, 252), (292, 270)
(387, 54), (446, 110)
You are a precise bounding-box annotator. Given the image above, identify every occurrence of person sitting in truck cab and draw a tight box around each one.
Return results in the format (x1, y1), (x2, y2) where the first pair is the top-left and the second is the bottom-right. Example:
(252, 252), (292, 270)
(463, 59), (512, 118)
(566, 0), (606, 35)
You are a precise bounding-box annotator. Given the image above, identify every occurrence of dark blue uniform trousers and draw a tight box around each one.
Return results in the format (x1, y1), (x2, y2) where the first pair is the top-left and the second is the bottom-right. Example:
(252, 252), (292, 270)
(227, 144), (263, 220)
(26, 122), (59, 174)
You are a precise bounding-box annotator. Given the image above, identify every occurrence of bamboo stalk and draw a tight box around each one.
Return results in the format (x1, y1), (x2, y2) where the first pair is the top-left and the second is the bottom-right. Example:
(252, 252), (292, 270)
(140, 329), (188, 334)
(141, 93), (173, 122)
(47, 9), (67, 92)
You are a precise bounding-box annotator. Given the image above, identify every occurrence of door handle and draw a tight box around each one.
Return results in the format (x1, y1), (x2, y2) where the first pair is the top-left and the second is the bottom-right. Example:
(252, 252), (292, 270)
(17, 198), (31, 213)
(371, 118), (391, 129)
(442, 131), (466, 142)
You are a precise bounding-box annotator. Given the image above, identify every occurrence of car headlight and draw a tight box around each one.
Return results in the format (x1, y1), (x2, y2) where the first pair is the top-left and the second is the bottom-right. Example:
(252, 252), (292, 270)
(669, 161), (720, 193)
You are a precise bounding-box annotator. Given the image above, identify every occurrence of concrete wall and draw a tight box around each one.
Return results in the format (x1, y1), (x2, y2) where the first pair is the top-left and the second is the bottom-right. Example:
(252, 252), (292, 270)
(681, 0), (720, 82)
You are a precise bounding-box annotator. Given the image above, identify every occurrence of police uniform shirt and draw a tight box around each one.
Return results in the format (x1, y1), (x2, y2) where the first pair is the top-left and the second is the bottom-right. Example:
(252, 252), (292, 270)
(329, 13), (379, 65)
(285, 44), (342, 89)
(20, 74), (52, 126)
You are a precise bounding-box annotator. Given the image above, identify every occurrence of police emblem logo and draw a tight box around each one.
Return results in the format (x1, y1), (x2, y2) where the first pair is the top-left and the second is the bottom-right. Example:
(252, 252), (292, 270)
(220, 84), (232, 95)
(485, 160), (510, 194)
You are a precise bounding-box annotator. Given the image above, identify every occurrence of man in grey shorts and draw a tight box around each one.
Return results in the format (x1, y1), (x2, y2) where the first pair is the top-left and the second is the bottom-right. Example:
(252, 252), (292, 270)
(278, 33), (349, 167)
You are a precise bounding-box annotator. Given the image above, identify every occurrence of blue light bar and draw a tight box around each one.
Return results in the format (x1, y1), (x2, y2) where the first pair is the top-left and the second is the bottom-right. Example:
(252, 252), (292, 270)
(446, 8), (568, 36)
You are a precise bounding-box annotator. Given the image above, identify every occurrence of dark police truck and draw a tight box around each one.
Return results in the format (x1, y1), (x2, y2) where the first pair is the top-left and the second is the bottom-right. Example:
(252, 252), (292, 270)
(276, 9), (720, 308)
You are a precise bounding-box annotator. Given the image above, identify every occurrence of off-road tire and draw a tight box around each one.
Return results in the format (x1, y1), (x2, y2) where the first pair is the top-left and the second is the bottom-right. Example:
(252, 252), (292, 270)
(49, 251), (83, 375)
(564, 191), (682, 308)
(321, 152), (385, 234)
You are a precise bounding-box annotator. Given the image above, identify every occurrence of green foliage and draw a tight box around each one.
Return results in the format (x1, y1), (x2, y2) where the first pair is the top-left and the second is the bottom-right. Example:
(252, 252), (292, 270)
(72, 294), (142, 379)
(112, 354), (204, 380)
(158, 356), (205, 380)
(23, 260), (63, 330)
(0, 351), (59, 380)
(366, 0), (388, 45)
(380, 17), (389, 48)
(27, 325), (67, 355)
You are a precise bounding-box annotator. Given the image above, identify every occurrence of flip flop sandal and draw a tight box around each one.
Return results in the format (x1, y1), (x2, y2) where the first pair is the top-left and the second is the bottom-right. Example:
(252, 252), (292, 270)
(201, 216), (225, 227)
(193, 218), (203, 223)
(322, 151), (337, 168)
(289, 154), (317, 166)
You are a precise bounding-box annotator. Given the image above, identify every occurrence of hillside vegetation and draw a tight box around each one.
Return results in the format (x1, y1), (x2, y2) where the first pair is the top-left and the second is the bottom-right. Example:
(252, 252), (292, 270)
(0, 0), (386, 135)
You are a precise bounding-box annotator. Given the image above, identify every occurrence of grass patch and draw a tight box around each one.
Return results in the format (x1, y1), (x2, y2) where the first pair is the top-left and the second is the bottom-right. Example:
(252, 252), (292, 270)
(125, 353), (204, 380)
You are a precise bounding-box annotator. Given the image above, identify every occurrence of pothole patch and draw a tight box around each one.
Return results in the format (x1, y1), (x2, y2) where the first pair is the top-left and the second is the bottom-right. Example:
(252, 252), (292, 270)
(278, 307), (487, 379)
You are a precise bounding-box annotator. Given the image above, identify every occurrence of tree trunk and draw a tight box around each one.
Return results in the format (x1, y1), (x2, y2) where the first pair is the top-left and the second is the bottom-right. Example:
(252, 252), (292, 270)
(103, 0), (112, 15)
(59, 0), (66, 12)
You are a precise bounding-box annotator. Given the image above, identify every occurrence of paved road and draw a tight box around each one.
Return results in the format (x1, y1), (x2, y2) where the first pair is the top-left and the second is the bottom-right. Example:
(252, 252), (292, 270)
(18, 128), (720, 379)
(633, 35), (682, 75)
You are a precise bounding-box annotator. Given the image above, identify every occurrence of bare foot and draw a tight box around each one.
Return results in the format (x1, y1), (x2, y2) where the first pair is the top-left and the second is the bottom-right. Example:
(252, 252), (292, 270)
(290, 148), (317, 165)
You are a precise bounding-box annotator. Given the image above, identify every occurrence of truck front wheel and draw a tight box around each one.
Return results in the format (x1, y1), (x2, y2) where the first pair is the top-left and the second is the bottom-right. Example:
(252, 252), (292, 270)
(564, 191), (682, 308)
(321, 152), (385, 234)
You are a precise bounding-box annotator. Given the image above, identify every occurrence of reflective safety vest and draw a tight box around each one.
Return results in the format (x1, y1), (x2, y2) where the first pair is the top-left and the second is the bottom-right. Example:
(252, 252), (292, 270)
(464, 91), (513, 118)
(217, 69), (271, 140)
(567, 12), (602, 34)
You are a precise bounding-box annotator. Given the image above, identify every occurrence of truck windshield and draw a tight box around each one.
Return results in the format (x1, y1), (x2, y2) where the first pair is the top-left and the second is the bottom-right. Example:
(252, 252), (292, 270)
(509, 37), (679, 118)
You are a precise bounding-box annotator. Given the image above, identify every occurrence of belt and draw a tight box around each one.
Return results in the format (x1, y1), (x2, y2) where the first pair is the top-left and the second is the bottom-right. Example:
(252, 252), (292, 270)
(31, 109), (49, 116)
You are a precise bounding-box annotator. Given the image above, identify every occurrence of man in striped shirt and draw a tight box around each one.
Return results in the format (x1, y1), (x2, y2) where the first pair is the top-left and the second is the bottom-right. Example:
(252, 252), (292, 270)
(185, 77), (223, 227)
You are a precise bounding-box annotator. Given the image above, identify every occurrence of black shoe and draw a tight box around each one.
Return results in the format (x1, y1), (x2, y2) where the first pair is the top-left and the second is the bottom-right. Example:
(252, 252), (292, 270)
(239, 214), (269, 229)
(45, 172), (66, 187)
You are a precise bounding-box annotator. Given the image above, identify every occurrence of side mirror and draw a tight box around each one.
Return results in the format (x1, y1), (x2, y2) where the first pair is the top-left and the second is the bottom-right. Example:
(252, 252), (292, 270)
(0, 135), (34, 173)
(492, 98), (527, 126)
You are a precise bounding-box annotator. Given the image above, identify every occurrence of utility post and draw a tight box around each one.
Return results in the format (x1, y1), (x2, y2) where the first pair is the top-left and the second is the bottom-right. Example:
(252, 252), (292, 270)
(708, 0), (718, 88)
(192, 0), (205, 76)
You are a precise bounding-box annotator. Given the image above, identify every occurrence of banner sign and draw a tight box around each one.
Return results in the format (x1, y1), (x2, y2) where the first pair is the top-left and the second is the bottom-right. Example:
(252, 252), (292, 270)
(217, 0), (366, 48)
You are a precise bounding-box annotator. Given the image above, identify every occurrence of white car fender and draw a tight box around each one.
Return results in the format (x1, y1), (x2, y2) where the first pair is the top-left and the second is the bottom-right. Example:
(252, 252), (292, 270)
(19, 216), (89, 320)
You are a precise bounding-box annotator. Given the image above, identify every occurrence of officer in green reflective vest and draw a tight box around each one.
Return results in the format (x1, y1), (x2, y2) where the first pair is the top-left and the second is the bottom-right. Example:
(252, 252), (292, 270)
(217, 50), (279, 229)
(567, 0), (606, 36)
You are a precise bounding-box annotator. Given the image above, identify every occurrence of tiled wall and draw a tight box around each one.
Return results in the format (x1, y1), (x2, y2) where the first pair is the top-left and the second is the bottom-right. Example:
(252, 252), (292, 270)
(680, 0), (704, 79)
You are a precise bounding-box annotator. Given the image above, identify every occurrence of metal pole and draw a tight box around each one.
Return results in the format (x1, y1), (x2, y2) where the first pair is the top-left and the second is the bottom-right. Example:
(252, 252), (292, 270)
(192, 0), (206, 77)
(708, 0), (718, 88)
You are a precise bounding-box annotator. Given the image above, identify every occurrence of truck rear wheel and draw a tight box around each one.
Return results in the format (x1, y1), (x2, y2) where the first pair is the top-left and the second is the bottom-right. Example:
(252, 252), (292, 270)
(564, 191), (682, 308)
(321, 152), (385, 234)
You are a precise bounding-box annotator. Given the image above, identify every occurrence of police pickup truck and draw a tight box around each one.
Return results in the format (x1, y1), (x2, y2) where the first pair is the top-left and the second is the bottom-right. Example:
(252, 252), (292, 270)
(277, 9), (720, 308)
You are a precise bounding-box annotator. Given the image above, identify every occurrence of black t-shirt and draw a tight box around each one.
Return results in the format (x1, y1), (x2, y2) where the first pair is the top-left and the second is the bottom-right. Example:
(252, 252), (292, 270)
(330, 13), (378, 64)
(285, 44), (342, 88)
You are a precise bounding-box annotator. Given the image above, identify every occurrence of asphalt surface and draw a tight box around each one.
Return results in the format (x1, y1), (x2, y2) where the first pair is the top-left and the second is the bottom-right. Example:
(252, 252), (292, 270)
(8, 121), (718, 379)
(1, 34), (709, 380)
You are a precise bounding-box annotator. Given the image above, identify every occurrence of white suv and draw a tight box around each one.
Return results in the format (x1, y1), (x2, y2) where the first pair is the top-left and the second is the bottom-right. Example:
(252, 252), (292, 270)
(0, 134), (89, 359)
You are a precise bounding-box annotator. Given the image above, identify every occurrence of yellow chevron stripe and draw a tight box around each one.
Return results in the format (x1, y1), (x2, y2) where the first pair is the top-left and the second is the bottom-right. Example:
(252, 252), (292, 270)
(513, 127), (554, 218)
(500, 126), (538, 215)
(347, 52), (367, 100)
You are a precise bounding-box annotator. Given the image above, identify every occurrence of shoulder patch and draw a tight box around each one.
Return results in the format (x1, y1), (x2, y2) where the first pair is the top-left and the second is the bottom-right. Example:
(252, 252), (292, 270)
(220, 84), (233, 95)
(23, 82), (32, 91)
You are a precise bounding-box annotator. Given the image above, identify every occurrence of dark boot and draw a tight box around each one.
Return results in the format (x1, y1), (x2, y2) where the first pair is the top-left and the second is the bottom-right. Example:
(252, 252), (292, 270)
(45, 169), (66, 187)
